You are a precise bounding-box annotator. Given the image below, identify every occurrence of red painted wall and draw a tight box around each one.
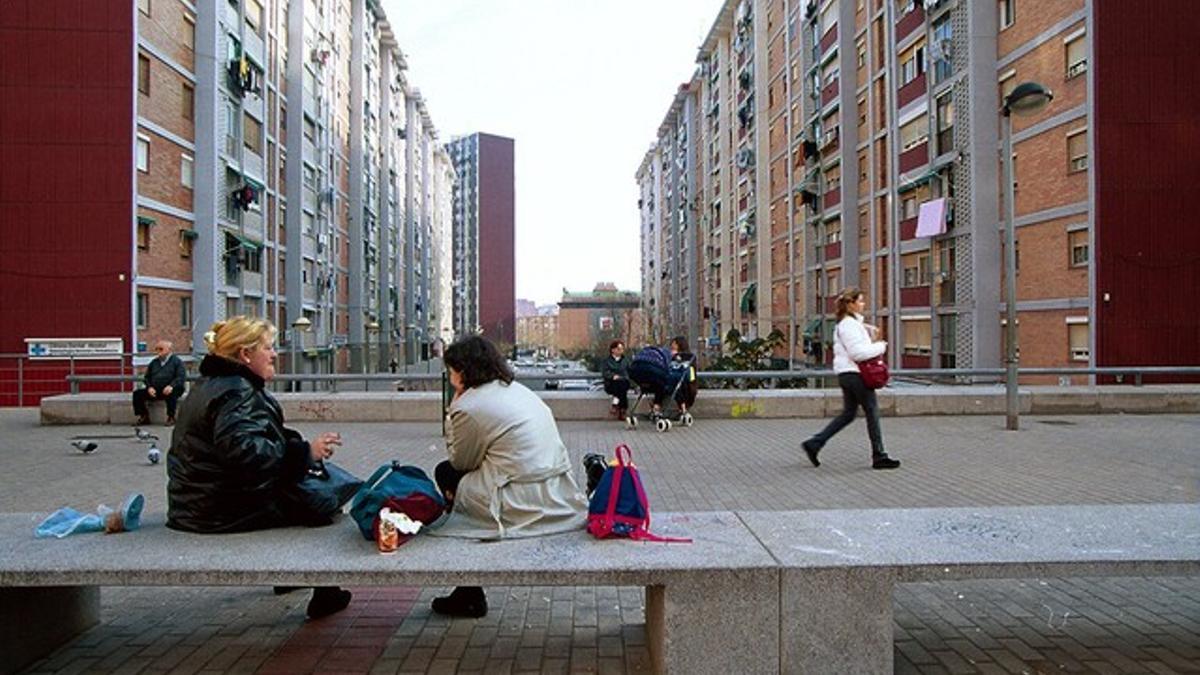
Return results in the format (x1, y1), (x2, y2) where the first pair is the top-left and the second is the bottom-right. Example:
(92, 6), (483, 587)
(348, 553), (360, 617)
(1093, 2), (1200, 379)
(0, 0), (134, 403)
(476, 134), (515, 346)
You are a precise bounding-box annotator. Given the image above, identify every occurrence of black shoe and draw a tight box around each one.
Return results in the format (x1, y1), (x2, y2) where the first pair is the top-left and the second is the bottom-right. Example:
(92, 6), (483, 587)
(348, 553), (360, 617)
(872, 456), (901, 470)
(802, 440), (821, 467)
(431, 586), (487, 618)
(134, 415), (151, 426)
(306, 586), (352, 619)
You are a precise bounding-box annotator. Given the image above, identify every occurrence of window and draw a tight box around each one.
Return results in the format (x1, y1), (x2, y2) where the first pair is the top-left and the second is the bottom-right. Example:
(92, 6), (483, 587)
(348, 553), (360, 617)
(243, 247), (262, 273)
(179, 230), (195, 258)
(820, 0), (838, 34)
(303, 115), (316, 142)
(138, 0), (150, 16)
(1069, 229), (1088, 266)
(136, 134), (150, 172)
(137, 220), (150, 250)
(936, 94), (954, 152)
(302, 210), (315, 235)
(899, 114), (928, 151)
(244, 113), (262, 152)
(826, 220), (842, 244)
(999, 69), (1017, 101)
(899, 45), (925, 85)
(246, 0), (264, 34)
(137, 53), (150, 94)
(932, 16), (952, 83)
(1067, 129), (1088, 172)
(180, 296), (192, 328)
(182, 83), (194, 120)
(939, 314), (957, 368)
(902, 194), (918, 219)
(1068, 320), (1089, 361)
(224, 100), (238, 154)
(183, 13), (195, 50)
(858, 154), (868, 182)
(856, 40), (867, 68)
(181, 154), (194, 189)
(1065, 33), (1087, 79)
(136, 293), (149, 329)
(999, 0), (1015, 30)
(902, 319), (932, 355)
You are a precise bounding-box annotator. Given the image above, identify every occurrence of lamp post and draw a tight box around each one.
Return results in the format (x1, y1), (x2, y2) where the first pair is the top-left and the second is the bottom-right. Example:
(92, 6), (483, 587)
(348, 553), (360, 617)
(1002, 82), (1053, 431)
(364, 320), (380, 374)
(291, 316), (312, 392)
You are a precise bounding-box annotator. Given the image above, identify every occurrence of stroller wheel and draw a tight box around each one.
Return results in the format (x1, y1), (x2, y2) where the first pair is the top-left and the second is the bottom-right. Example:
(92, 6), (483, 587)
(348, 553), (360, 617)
(655, 418), (671, 433)
(681, 413), (694, 427)
(626, 415), (638, 429)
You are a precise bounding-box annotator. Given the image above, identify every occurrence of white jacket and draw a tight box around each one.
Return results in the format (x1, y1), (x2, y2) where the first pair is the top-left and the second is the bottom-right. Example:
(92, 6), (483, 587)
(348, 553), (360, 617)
(833, 314), (887, 374)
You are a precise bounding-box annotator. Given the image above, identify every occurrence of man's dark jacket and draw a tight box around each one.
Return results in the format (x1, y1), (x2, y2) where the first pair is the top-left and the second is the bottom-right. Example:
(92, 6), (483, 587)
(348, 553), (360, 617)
(601, 355), (629, 383)
(167, 355), (314, 533)
(143, 354), (187, 393)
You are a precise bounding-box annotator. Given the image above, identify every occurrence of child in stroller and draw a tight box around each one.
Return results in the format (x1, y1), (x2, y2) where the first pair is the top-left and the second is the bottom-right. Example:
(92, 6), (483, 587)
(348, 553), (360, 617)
(625, 336), (699, 432)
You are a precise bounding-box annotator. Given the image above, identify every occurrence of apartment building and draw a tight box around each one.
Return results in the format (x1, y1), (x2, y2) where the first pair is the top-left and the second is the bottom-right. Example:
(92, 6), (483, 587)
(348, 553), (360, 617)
(641, 0), (1200, 376)
(445, 133), (516, 347)
(0, 0), (453, 375)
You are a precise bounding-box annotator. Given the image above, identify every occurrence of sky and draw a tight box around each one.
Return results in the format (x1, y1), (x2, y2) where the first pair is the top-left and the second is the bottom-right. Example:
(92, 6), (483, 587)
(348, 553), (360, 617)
(383, 0), (726, 307)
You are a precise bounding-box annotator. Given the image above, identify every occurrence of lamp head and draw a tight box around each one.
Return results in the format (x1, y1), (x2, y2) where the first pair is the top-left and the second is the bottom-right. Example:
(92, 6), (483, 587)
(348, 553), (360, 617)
(292, 316), (312, 331)
(1004, 82), (1053, 116)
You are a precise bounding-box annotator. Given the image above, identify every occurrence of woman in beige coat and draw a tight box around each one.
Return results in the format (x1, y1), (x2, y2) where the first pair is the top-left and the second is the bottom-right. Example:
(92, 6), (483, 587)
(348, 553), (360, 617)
(430, 335), (587, 617)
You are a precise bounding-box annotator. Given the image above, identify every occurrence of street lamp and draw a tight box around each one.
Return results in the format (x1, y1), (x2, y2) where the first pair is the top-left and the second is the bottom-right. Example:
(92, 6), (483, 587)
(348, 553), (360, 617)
(365, 320), (380, 373)
(1002, 81), (1053, 430)
(291, 316), (312, 391)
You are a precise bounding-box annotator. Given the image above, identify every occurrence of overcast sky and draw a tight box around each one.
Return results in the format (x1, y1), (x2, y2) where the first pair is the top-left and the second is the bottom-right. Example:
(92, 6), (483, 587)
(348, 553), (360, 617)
(382, 0), (725, 307)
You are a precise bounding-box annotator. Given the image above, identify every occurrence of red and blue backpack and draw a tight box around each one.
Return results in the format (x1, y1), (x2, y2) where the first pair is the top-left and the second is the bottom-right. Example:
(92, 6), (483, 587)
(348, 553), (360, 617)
(586, 444), (691, 543)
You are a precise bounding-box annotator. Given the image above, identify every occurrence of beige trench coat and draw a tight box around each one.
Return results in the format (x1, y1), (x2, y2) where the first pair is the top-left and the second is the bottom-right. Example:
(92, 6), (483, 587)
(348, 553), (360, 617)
(430, 380), (587, 540)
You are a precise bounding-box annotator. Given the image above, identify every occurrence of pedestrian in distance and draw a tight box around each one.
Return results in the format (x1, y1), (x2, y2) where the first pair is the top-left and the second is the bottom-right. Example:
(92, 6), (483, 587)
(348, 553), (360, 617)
(166, 316), (353, 619)
(601, 340), (631, 419)
(132, 340), (187, 425)
(431, 335), (587, 618)
(801, 288), (901, 470)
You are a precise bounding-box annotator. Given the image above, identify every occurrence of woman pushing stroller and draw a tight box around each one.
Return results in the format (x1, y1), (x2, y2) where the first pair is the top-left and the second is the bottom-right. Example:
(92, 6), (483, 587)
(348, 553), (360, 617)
(625, 336), (698, 432)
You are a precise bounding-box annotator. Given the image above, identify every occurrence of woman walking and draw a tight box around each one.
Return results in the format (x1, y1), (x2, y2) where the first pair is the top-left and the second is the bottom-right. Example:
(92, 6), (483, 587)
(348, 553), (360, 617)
(801, 288), (901, 470)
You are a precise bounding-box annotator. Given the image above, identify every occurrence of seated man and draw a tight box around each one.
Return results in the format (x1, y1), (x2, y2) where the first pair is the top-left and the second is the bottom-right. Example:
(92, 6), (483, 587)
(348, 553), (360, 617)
(601, 340), (631, 418)
(133, 340), (187, 425)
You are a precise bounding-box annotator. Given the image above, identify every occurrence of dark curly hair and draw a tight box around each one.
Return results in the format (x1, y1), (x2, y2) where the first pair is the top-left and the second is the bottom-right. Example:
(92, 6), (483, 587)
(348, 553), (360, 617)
(443, 335), (514, 389)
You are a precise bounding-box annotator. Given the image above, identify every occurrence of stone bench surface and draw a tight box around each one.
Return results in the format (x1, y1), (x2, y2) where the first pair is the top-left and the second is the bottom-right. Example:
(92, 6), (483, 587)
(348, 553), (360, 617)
(40, 385), (1200, 424)
(0, 511), (774, 588)
(740, 503), (1200, 577)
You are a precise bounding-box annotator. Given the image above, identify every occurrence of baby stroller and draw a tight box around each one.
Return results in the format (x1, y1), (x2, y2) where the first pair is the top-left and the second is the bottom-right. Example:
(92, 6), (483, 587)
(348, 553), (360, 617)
(625, 346), (697, 432)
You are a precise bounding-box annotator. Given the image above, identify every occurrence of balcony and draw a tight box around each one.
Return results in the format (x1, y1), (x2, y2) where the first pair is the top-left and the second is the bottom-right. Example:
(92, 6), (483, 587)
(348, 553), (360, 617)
(900, 216), (918, 240)
(900, 285), (930, 307)
(897, 72), (926, 109)
(823, 186), (841, 209)
(821, 79), (839, 106)
(820, 25), (837, 54)
(824, 241), (842, 260)
(899, 142), (928, 173)
(895, 3), (925, 42)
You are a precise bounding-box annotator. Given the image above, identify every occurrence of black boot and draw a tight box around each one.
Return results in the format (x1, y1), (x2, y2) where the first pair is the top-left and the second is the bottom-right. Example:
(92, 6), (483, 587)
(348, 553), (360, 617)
(872, 455), (901, 470)
(802, 440), (821, 467)
(306, 586), (352, 619)
(431, 586), (487, 618)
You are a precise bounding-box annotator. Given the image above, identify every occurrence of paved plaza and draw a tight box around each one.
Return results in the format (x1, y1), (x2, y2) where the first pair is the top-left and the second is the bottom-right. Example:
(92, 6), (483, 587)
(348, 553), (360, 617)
(3, 407), (1198, 674)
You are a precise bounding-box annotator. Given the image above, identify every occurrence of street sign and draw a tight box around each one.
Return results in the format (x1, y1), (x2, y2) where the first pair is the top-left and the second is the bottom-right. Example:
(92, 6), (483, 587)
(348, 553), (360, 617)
(25, 338), (124, 359)
(330, 334), (348, 347)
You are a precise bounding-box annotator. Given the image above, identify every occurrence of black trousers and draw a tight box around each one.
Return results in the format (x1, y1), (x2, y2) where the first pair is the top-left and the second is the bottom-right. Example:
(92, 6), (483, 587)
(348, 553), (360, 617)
(132, 387), (182, 417)
(603, 379), (630, 410)
(434, 460), (467, 499)
(807, 372), (885, 458)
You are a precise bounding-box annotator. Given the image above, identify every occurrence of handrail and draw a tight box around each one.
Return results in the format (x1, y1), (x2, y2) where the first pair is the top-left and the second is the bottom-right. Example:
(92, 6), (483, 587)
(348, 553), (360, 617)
(64, 365), (1200, 393)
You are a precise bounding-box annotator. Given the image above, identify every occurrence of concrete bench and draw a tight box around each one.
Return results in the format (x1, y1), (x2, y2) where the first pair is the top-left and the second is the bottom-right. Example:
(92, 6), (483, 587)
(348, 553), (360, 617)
(40, 385), (1200, 424)
(0, 511), (778, 675)
(740, 503), (1200, 673)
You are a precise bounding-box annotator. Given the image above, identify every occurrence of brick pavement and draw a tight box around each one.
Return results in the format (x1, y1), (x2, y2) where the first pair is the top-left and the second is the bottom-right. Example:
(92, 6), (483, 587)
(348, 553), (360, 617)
(3, 408), (1198, 673)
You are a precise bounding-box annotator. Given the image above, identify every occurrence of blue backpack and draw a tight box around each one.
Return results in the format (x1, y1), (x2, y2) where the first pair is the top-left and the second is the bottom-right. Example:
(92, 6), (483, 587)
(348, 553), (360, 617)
(348, 462), (446, 540)
(586, 445), (690, 543)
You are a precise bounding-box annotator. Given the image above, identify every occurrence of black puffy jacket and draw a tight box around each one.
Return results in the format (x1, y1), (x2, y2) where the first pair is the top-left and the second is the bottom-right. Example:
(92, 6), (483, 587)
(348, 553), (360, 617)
(167, 355), (313, 533)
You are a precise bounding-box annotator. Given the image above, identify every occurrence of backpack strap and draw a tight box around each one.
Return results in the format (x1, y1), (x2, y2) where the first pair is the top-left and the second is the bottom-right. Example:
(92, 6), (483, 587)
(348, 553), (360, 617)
(625, 451), (692, 544)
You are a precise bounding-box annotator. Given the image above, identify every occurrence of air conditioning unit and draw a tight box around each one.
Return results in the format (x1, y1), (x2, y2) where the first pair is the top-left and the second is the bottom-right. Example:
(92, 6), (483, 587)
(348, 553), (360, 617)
(736, 148), (755, 168)
(1066, 59), (1088, 79)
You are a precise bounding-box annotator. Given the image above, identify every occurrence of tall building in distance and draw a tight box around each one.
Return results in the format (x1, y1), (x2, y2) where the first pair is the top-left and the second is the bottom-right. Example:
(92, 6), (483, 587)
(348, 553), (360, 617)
(639, 0), (1200, 377)
(445, 132), (515, 346)
(0, 0), (454, 374)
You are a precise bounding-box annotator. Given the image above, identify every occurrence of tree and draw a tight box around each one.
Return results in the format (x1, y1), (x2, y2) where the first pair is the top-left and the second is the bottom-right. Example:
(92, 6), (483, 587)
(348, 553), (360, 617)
(705, 328), (788, 389)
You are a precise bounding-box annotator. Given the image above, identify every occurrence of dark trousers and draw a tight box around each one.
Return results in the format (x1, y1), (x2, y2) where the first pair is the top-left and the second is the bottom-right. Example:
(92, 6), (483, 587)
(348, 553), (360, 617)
(808, 372), (885, 458)
(133, 387), (181, 418)
(603, 379), (630, 410)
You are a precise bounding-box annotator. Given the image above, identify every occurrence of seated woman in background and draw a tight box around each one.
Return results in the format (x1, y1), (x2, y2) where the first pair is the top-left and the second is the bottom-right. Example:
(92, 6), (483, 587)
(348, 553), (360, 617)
(167, 316), (352, 620)
(601, 339), (631, 418)
(431, 335), (587, 618)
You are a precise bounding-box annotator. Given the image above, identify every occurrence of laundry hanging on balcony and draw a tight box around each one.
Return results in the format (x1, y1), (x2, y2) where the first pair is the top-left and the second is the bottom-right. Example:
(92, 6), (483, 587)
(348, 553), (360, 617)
(915, 197), (948, 238)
